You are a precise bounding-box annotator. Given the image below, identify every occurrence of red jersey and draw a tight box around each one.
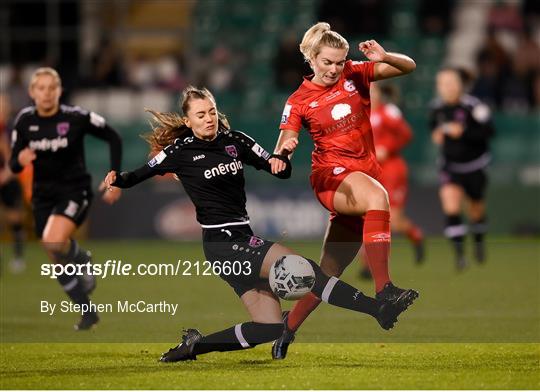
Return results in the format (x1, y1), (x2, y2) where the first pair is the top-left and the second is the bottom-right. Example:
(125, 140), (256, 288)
(279, 60), (380, 178)
(370, 103), (412, 160)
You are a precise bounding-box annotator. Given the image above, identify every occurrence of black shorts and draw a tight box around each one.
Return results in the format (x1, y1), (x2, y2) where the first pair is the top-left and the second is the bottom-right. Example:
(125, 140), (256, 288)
(202, 224), (275, 297)
(439, 169), (488, 201)
(0, 179), (23, 208)
(32, 187), (93, 238)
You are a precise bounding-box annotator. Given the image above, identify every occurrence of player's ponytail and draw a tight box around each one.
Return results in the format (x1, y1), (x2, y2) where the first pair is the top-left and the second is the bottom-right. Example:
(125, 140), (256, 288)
(142, 86), (230, 155)
(299, 22), (349, 63)
(142, 109), (188, 155)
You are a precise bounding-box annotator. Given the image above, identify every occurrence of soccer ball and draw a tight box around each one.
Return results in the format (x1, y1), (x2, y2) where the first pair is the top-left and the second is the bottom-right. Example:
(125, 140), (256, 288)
(269, 255), (316, 300)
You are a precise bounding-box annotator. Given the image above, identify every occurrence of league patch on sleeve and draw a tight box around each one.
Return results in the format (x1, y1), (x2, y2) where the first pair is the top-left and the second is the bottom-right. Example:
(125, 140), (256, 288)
(148, 150), (167, 167)
(281, 104), (292, 124)
(89, 112), (106, 128)
(251, 143), (271, 160)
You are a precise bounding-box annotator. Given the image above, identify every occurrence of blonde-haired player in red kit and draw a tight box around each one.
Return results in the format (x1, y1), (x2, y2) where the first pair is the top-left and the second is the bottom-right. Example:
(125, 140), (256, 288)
(271, 22), (419, 359)
(359, 83), (425, 279)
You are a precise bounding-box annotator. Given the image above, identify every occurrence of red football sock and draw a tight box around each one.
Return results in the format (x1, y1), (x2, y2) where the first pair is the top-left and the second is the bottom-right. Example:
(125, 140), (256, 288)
(406, 224), (423, 244)
(363, 210), (391, 293)
(286, 292), (322, 332)
(359, 245), (369, 268)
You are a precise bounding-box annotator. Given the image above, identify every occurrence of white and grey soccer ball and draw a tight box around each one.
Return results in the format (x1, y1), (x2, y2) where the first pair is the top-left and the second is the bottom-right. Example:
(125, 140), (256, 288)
(269, 255), (316, 300)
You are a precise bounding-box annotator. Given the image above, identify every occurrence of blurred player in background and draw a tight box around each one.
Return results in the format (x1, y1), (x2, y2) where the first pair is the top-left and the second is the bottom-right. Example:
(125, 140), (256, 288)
(273, 22), (418, 359)
(0, 94), (26, 273)
(359, 83), (424, 280)
(9, 67), (123, 329)
(430, 67), (494, 270)
(104, 86), (415, 362)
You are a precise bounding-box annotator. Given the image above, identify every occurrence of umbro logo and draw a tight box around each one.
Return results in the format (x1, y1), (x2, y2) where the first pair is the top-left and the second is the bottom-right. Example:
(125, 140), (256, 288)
(333, 167), (345, 175)
(309, 101), (318, 108)
(193, 154), (205, 161)
(371, 233), (391, 242)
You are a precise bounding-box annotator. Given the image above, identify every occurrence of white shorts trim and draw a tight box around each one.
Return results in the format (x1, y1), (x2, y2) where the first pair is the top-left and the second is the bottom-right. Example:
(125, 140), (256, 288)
(201, 221), (250, 229)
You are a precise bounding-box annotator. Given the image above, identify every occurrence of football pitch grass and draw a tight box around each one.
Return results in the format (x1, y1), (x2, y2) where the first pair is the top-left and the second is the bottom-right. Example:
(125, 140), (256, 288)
(1, 237), (539, 389)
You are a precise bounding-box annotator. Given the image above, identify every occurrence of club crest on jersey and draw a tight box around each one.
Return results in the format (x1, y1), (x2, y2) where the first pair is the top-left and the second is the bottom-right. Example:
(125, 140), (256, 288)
(454, 109), (466, 122)
(225, 145), (238, 158)
(56, 122), (70, 136)
(344, 79), (357, 92)
(248, 236), (265, 248)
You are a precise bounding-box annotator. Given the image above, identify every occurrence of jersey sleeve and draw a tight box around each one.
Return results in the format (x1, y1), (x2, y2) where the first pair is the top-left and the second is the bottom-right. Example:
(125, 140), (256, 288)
(278, 98), (303, 132)
(463, 101), (495, 142)
(8, 113), (29, 174)
(344, 60), (376, 89)
(112, 143), (179, 188)
(231, 131), (291, 179)
(83, 110), (123, 171)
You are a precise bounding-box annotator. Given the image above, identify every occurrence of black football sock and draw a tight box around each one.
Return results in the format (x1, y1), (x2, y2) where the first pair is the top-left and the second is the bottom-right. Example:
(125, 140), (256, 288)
(67, 239), (91, 265)
(193, 322), (283, 355)
(56, 271), (91, 307)
(444, 215), (466, 260)
(470, 216), (487, 244)
(308, 259), (380, 317)
(11, 223), (24, 259)
(470, 216), (487, 261)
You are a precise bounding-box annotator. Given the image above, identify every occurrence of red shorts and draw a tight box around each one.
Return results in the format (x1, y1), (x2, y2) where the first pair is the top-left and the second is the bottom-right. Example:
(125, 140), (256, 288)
(379, 157), (408, 209)
(310, 159), (381, 234)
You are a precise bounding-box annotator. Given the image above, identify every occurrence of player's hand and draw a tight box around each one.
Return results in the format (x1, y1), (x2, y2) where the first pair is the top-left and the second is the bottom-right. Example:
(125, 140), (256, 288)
(375, 146), (388, 162)
(269, 157), (287, 174)
(359, 40), (387, 62)
(102, 170), (117, 189)
(18, 148), (36, 167)
(278, 137), (298, 156)
(100, 171), (121, 205)
(445, 122), (464, 139)
(432, 129), (444, 145)
(101, 186), (121, 205)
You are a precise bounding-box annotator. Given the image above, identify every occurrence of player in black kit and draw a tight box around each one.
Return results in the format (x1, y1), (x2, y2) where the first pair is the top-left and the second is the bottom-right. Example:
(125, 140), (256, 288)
(430, 67), (495, 270)
(9, 67), (123, 329)
(104, 86), (418, 362)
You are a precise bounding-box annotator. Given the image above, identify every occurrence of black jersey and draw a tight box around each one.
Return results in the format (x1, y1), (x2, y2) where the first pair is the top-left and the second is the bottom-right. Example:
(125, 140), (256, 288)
(9, 105), (122, 195)
(429, 95), (495, 172)
(112, 129), (291, 227)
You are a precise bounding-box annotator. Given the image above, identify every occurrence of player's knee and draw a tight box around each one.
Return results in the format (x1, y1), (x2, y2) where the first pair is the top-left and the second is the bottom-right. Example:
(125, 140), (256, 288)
(41, 238), (68, 263)
(366, 186), (389, 211)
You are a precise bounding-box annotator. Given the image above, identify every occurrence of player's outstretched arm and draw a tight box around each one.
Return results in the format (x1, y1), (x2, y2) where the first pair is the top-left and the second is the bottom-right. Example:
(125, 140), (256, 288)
(358, 40), (416, 81)
(104, 164), (156, 190)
